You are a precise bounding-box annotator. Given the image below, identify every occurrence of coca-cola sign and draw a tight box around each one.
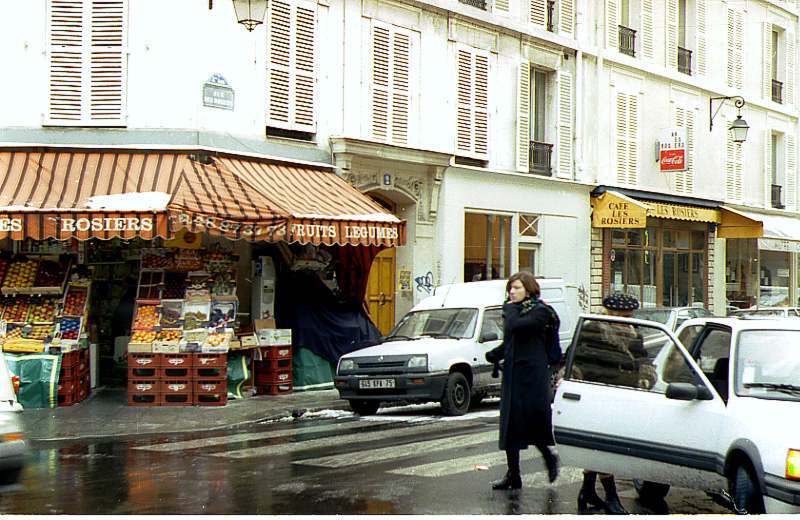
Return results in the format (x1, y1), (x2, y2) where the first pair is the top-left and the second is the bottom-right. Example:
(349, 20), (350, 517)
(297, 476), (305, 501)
(660, 149), (685, 171)
(658, 128), (687, 172)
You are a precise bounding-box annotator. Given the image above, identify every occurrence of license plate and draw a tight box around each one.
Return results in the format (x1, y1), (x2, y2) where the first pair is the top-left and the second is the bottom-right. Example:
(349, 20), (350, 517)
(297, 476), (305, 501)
(359, 378), (395, 389)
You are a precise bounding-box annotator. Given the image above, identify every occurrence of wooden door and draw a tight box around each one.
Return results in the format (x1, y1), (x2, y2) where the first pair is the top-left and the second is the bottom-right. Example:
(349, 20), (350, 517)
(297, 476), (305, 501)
(367, 248), (396, 335)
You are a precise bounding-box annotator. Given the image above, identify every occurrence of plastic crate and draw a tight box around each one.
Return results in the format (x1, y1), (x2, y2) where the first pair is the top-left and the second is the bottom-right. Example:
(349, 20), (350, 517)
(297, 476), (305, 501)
(127, 379), (160, 395)
(161, 380), (192, 395)
(256, 369), (292, 385)
(256, 383), (293, 395)
(159, 392), (192, 406)
(192, 365), (227, 379)
(193, 352), (226, 368)
(60, 350), (81, 368)
(158, 367), (191, 379)
(193, 392), (227, 406)
(128, 393), (159, 406)
(193, 379), (227, 394)
(59, 363), (84, 381)
(161, 352), (193, 369)
(128, 366), (158, 379)
(255, 358), (292, 372)
(128, 353), (159, 368)
(262, 345), (292, 360)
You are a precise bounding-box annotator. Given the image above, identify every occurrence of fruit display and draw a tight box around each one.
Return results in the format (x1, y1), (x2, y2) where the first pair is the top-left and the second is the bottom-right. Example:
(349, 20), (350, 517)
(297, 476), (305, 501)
(3, 297), (30, 322)
(137, 271), (163, 300)
(63, 286), (88, 316)
(163, 272), (187, 299)
(28, 297), (59, 323)
(182, 329), (208, 344)
(3, 260), (38, 288)
(210, 301), (237, 327)
(131, 330), (157, 343)
(141, 249), (173, 269)
(160, 300), (183, 327)
(205, 250), (235, 273)
(59, 317), (81, 340)
(204, 332), (230, 348)
(4, 325), (23, 340)
(26, 324), (54, 340)
(210, 273), (236, 297)
(0, 259), (9, 286)
(156, 329), (182, 342)
(133, 304), (159, 330)
(175, 249), (203, 271)
(34, 260), (68, 287)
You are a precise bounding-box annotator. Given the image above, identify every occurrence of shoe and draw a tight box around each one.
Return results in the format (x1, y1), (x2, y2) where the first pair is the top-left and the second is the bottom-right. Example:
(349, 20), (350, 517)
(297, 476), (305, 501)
(491, 471), (522, 490)
(545, 451), (560, 483)
(577, 488), (606, 512)
(603, 495), (629, 515)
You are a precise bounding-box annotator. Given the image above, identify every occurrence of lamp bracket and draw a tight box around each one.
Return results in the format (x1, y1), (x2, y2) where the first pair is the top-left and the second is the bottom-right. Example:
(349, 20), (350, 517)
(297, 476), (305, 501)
(709, 96), (745, 132)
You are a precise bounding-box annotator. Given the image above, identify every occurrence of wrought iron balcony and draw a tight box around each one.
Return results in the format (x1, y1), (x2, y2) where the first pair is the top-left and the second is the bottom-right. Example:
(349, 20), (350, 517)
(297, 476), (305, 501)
(458, 0), (487, 9)
(772, 79), (783, 104)
(772, 184), (785, 209)
(529, 141), (553, 176)
(678, 46), (692, 75)
(619, 26), (636, 57)
(547, 0), (555, 32)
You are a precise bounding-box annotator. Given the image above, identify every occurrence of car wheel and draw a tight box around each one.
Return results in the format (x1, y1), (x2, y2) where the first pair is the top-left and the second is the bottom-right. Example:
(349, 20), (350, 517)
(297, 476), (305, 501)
(348, 399), (380, 416)
(731, 464), (765, 514)
(0, 467), (22, 486)
(441, 372), (470, 416)
(633, 479), (670, 501)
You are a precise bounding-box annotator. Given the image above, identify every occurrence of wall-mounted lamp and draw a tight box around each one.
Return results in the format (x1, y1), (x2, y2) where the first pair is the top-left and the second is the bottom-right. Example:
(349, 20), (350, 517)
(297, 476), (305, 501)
(709, 96), (749, 143)
(232, 0), (268, 31)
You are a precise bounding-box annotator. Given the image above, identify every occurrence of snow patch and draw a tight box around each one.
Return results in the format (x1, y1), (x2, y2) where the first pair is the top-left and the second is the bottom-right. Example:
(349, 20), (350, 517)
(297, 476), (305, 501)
(298, 409), (354, 421)
(86, 192), (171, 211)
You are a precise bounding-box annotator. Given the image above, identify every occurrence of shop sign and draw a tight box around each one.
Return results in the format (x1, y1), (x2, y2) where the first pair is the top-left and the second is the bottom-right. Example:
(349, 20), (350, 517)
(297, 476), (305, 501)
(0, 217), (22, 232)
(646, 203), (720, 223)
(658, 128), (687, 172)
(344, 225), (399, 240)
(591, 193), (647, 228)
(202, 74), (234, 110)
(172, 212), (285, 238)
(758, 238), (800, 253)
(58, 217), (154, 232)
(398, 269), (412, 291)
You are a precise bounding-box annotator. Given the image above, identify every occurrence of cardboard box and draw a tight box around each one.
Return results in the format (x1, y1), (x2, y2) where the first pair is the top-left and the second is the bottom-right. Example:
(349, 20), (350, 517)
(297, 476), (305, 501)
(238, 334), (258, 348)
(153, 341), (180, 353)
(228, 339), (242, 350)
(254, 319), (276, 330)
(127, 342), (153, 353)
(257, 328), (292, 346)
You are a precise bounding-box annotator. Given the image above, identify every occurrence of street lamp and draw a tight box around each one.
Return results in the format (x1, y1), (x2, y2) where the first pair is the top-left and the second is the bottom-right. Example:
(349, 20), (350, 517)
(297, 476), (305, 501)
(709, 95), (749, 143)
(232, 0), (268, 31)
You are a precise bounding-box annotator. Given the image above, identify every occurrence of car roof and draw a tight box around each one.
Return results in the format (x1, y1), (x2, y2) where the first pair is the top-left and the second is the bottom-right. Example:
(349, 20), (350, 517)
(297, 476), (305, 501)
(680, 316), (800, 331)
(412, 278), (566, 311)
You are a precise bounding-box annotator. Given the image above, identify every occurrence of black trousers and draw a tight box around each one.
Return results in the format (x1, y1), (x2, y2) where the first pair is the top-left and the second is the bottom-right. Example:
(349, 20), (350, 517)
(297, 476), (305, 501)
(506, 444), (555, 474)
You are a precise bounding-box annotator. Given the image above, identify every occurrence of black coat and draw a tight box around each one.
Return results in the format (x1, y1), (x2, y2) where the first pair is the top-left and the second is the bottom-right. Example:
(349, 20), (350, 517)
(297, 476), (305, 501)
(488, 299), (555, 451)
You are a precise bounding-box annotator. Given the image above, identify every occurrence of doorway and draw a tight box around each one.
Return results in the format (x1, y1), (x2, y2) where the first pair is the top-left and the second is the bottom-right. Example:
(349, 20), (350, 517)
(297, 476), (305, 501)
(366, 247), (397, 335)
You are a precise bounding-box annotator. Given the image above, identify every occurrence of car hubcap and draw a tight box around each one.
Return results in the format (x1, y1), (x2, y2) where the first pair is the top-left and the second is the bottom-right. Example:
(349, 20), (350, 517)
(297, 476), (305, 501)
(454, 384), (466, 405)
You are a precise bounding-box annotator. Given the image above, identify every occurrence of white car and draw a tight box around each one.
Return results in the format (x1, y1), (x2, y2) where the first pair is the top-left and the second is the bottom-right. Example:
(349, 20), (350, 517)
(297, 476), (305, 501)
(0, 351), (28, 485)
(554, 315), (800, 514)
(335, 279), (575, 416)
(728, 307), (800, 319)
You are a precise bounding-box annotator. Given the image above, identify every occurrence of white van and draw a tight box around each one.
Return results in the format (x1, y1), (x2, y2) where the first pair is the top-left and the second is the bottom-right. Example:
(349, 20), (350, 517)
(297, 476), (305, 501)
(334, 278), (575, 416)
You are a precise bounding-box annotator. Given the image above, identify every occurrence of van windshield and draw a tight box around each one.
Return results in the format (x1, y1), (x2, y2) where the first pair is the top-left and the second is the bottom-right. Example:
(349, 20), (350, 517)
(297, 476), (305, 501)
(387, 308), (478, 340)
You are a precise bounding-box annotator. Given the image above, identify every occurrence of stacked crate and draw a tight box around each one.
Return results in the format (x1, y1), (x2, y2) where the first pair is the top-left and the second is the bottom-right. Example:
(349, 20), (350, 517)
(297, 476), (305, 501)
(127, 352), (227, 406)
(58, 348), (90, 406)
(255, 345), (293, 395)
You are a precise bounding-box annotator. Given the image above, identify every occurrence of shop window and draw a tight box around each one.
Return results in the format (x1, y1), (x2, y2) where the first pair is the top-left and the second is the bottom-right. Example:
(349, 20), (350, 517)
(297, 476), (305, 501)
(759, 249), (791, 306)
(518, 214), (540, 238)
(464, 213), (511, 282)
(518, 245), (539, 275)
(726, 238), (758, 310)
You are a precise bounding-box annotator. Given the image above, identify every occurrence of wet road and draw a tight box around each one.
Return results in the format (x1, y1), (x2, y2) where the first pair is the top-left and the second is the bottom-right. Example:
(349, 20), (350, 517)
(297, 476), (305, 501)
(0, 401), (730, 514)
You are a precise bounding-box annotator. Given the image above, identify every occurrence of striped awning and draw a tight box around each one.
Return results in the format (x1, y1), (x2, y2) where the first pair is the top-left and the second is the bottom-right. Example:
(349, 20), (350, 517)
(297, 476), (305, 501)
(0, 150), (405, 247)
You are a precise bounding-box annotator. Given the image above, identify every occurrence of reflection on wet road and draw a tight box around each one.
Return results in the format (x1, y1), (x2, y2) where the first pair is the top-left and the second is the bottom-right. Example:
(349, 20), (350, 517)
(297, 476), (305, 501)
(0, 402), (730, 514)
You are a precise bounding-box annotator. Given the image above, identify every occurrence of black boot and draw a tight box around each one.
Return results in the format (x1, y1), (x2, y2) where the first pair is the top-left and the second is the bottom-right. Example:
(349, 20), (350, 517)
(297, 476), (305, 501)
(540, 445), (560, 483)
(491, 470), (523, 490)
(577, 472), (605, 512)
(601, 475), (629, 515)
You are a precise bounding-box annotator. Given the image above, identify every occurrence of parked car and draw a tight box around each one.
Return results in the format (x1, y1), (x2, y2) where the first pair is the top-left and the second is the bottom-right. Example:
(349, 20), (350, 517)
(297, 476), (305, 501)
(335, 278), (575, 416)
(728, 307), (800, 318)
(554, 315), (800, 514)
(633, 306), (714, 331)
(0, 351), (28, 486)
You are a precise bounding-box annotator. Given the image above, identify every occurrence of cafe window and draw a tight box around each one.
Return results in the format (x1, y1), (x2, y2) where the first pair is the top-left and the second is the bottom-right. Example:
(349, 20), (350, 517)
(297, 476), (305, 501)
(607, 220), (708, 307)
(759, 249), (791, 306)
(726, 239), (758, 310)
(464, 212), (512, 282)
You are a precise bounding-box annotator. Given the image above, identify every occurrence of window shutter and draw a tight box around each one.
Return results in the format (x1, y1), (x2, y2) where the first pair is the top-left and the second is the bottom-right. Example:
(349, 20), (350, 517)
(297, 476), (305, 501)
(47, 0), (126, 125)
(786, 32), (795, 106)
(371, 26), (390, 141)
(763, 23), (773, 100)
(516, 61), (530, 173)
(666, 0), (678, 69)
(266, 0), (316, 133)
(735, 11), (744, 89)
(530, 0), (547, 30)
(495, 0), (509, 12)
(674, 107), (694, 194)
(556, 69), (573, 179)
(560, 0), (575, 38)
(765, 129), (773, 208)
(674, 108), (687, 193)
(641, 0), (654, 60)
(456, 48), (488, 159)
(726, 10), (735, 88)
(606, 0), (619, 49)
(627, 94), (638, 185)
(391, 32), (410, 145)
(456, 49), (472, 155)
(725, 120), (743, 202)
(786, 135), (796, 210)
(474, 54), (489, 157)
(616, 92), (637, 185)
(695, 0), (707, 75)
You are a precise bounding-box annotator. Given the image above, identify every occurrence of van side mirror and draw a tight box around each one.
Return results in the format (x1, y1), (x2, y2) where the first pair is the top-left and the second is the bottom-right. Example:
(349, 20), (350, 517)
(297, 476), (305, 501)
(480, 332), (499, 343)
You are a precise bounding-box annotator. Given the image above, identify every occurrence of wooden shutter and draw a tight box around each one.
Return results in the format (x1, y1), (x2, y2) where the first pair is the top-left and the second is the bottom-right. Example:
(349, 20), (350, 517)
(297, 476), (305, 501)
(725, 120), (743, 202)
(392, 32), (411, 145)
(495, 0), (509, 12)
(641, 0), (654, 60)
(763, 23), (773, 100)
(556, 70), (573, 179)
(606, 0), (619, 49)
(456, 49), (472, 155)
(516, 62), (530, 172)
(786, 134), (796, 210)
(616, 92), (638, 185)
(560, 0), (575, 38)
(786, 32), (795, 106)
(456, 48), (489, 159)
(674, 107), (694, 194)
(765, 129), (773, 208)
(726, 10), (735, 88)
(266, 0), (316, 133)
(666, 0), (678, 69)
(530, 0), (546, 29)
(727, 9), (743, 89)
(372, 25), (411, 145)
(371, 26), (390, 141)
(474, 54), (489, 157)
(47, 0), (126, 125)
(695, 0), (707, 75)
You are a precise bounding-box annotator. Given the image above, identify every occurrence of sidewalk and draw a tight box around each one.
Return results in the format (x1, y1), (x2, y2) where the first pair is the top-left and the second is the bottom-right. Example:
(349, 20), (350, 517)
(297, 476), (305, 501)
(19, 387), (351, 443)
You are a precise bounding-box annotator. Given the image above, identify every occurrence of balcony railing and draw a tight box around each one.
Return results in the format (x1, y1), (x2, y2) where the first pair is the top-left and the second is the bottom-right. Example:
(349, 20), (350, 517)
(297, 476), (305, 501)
(458, 0), (487, 9)
(771, 184), (785, 209)
(619, 26), (636, 57)
(772, 79), (783, 104)
(546, 0), (555, 32)
(529, 141), (553, 176)
(678, 46), (692, 75)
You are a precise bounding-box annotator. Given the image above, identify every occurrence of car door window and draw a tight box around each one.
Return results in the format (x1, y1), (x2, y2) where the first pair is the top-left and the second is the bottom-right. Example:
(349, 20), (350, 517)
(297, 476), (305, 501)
(480, 308), (503, 342)
(677, 324), (703, 350)
(692, 328), (732, 401)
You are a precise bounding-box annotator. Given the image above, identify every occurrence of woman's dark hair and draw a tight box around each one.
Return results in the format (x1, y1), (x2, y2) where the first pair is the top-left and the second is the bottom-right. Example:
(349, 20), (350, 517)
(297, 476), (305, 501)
(506, 271), (540, 298)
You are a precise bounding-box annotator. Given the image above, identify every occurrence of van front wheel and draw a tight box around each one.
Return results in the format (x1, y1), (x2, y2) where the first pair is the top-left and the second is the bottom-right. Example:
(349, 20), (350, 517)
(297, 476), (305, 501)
(440, 372), (470, 416)
(349, 399), (380, 416)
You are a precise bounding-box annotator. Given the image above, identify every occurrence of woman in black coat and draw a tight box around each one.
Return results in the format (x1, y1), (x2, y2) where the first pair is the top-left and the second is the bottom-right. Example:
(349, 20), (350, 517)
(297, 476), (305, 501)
(485, 271), (559, 490)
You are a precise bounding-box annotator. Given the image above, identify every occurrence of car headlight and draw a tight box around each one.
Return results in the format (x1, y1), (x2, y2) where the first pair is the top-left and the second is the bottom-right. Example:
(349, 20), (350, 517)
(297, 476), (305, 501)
(338, 359), (355, 372)
(407, 355), (428, 369)
(787, 449), (800, 481)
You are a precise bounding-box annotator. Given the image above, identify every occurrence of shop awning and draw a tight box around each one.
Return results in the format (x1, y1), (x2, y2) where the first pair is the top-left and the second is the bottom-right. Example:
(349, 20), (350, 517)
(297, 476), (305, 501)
(0, 150), (405, 247)
(718, 207), (800, 252)
(591, 190), (649, 228)
(717, 207), (764, 239)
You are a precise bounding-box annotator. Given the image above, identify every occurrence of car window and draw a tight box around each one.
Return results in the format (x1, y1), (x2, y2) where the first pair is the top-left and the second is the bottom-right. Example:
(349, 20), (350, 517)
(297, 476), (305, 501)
(390, 308), (479, 339)
(632, 309), (671, 324)
(677, 324), (703, 350)
(480, 308), (504, 341)
(689, 308), (712, 318)
(695, 328), (731, 372)
(735, 330), (800, 400)
(569, 318), (702, 393)
(791, 309), (800, 317)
